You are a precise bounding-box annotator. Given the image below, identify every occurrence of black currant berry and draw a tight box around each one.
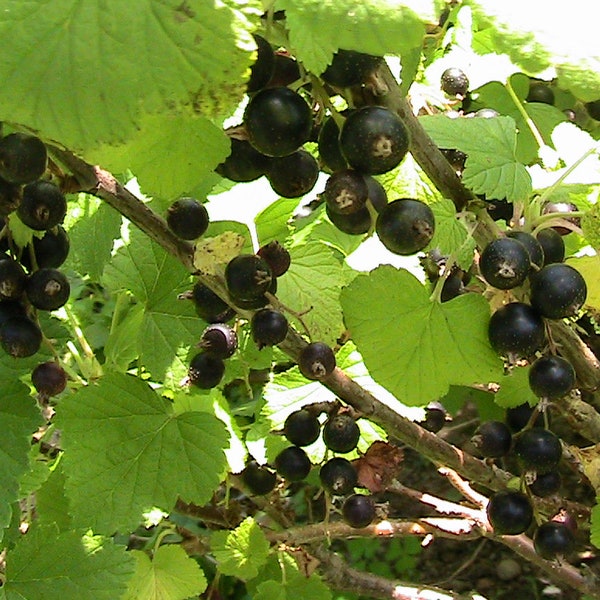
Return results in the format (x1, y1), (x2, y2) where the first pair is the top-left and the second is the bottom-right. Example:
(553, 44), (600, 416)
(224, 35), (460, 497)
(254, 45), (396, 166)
(257, 241), (290, 278)
(318, 115), (348, 173)
(188, 351), (225, 389)
(340, 106), (409, 175)
(471, 421), (512, 458)
(0, 257), (27, 300)
(321, 50), (382, 88)
(0, 133), (47, 184)
(298, 342), (336, 380)
(229, 275), (275, 310)
(440, 148), (467, 173)
(440, 67), (469, 97)
(486, 490), (533, 535)
(251, 308), (288, 349)
(0, 179), (20, 215)
(267, 52), (302, 88)
(529, 471), (561, 497)
(199, 323), (238, 359)
(241, 460), (277, 495)
(342, 494), (375, 528)
(533, 522), (575, 560)
(244, 87), (312, 157)
(506, 231), (544, 271)
(528, 355), (575, 399)
(541, 201), (580, 235)
(166, 198), (209, 241)
(506, 403), (545, 433)
(187, 281), (235, 324)
(225, 254), (273, 302)
(21, 225), (70, 270)
(526, 82), (555, 105)
(0, 316), (42, 358)
(586, 99), (600, 120)
(440, 267), (468, 302)
(488, 302), (546, 357)
(274, 445), (312, 481)
(0, 300), (27, 326)
(31, 361), (67, 397)
(513, 428), (562, 475)
(535, 228), (565, 265)
(479, 238), (530, 290)
(284, 408), (321, 447)
(323, 413), (360, 453)
(326, 205), (371, 235)
(376, 198), (435, 255)
(25, 268), (70, 311)
(485, 198), (513, 224)
(323, 169), (368, 215)
(215, 138), (271, 183)
(246, 34), (275, 93)
(364, 175), (388, 212)
(421, 402), (448, 433)
(529, 263), (586, 319)
(319, 457), (358, 496)
(266, 150), (319, 198)
(18, 181), (67, 231)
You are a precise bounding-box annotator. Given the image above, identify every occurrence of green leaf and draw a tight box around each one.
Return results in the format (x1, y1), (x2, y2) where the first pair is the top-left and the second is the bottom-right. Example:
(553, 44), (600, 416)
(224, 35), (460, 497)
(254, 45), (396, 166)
(582, 205), (600, 251)
(566, 256), (600, 311)
(255, 198), (298, 246)
(276, 0), (425, 75)
(591, 500), (600, 550)
(124, 544), (208, 600)
(255, 581), (287, 600)
(0, 382), (43, 533)
(0, 0), (257, 150)
(340, 265), (502, 406)
(55, 372), (228, 533)
(1, 525), (135, 600)
(494, 366), (538, 409)
(36, 461), (73, 533)
(420, 114), (532, 201)
(211, 517), (270, 580)
(104, 302), (144, 372)
(103, 229), (199, 379)
(429, 199), (475, 269)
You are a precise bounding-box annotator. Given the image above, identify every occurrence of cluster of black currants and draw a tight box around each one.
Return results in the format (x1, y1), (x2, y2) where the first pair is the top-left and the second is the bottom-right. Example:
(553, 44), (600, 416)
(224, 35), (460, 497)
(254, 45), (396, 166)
(0, 132), (71, 374)
(241, 406), (377, 529)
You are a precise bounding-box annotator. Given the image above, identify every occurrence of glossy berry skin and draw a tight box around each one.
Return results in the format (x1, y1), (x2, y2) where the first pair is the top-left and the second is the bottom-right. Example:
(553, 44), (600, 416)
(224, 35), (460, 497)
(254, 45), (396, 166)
(199, 323), (238, 359)
(26, 268), (70, 311)
(216, 138), (271, 183)
(189, 281), (235, 323)
(257, 241), (290, 278)
(486, 490), (533, 535)
(340, 106), (409, 175)
(506, 231), (544, 271)
(266, 150), (319, 198)
(364, 175), (388, 212)
(536, 228), (565, 265)
(529, 471), (561, 497)
(376, 198), (435, 255)
(21, 225), (70, 270)
(506, 403), (546, 433)
(441, 67), (469, 97)
(533, 522), (575, 559)
(488, 302), (545, 357)
(318, 115), (347, 173)
(319, 457), (358, 496)
(246, 34), (275, 93)
(513, 428), (562, 475)
(527, 82), (555, 105)
(267, 52), (302, 88)
(342, 494), (376, 528)
(327, 205), (371, 235)
(251, 308), (288, 349)
(18, 181), (67, 231)
(421, 403), (447, 433)
(528, 355), (575, 399)
(166, 198), (209, 240)
(241, 460), (277, 495)
(530, 263), (586, 319)
(323, 169), (368, 215)
(244, 87), (312, 157)
(586, 99), (600, 120)
(31, 361), (67, 397)
(323, 414), (360, 453)
(0, 257), (27, 300)
(274, 445), (312, 481)
(479, 238), (530, 290)
(471, 421), (512, 458)
(298, 342), (336, 380)
(321, 50), (382, 88)
(188, 351), (225, 389)
(0, 316), (42, 358)
(0, 133), (47, 184)
(225, 254), (273, 302)
(284, 409), (321, 447)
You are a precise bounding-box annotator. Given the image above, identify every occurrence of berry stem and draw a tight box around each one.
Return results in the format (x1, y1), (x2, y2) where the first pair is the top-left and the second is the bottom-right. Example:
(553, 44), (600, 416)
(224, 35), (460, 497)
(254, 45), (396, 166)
(505, 78), (547, 154)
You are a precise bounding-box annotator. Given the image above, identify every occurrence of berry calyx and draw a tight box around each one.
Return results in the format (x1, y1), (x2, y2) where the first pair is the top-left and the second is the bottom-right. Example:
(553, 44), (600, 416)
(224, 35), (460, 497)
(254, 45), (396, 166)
(26, 268), (70, 311)
(486, 490), (533, 535)
(251, 308), (288, 349)
(284, 408), (321, 447)
(18, 181), (67, 231)
(528, 355), (575, 399)
(166, 198), (209, 241)
(0, 257), (27, 300)
(274, 445), (312, 481)
(479, 238), (530, 290)
(319, 457), (358, 496)
(298, 342), (336, 380)
(323, 413), (360, 453)
(323, 168), (369, 215)
(342, 494), (376, 528)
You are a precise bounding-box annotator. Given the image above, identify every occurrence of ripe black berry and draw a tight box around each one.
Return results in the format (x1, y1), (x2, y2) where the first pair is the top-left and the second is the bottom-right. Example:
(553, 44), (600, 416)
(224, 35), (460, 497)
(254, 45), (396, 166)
(440, 148), (467, 173)
(298, 342), (336, 380)
(364, 175), (388, 212)
(421, 402), (448, 433)
(257, 241), (291, 278)
(266, 150), (319, 198)
(323, 169), (368, 215)
(18, 181), (67, 231)
(440, 67), (469, 97)
(251, 308), (288, 349)
(267, 52), (302, 88)
(321, 50), (382, 88)
(244, 87), (312, 157)
(31, 361), (67, 397)
(342, 494), (375, 528)
(188, 281), (235, 324)
(535, 228), (565, 265)
(533, 522), (575, 559)
(471, 421), (512, 458)
(215, 138), (271, 183)
(188, 351), (225, 389)
(274, 445), (312, 481)
(225, 254), (273, 302)
(0, 316), (42, 358)
(0, 257), (27, 300)
(526, 82), (555, 105)
(506, 231), (544, 271)
(530, 263), (586, 319)
(513, 427), (562, 475)
(0, 133), (47, 184)
(488, 302), (545, 357)
(26, 268), (70, 311)
(506, 403), (545, 432)
(528, 355), (575, 399)
(486, 490), (533, 535)
(319, 457), (358, 495)
(528, 471), (561, 497)
(246, 34), (275, 93)
(323, 414), (360, 453)
(199, 323), (238, 359)
(340, 106), (409, 175)
(479, 238), (530, 289)
(318, 115), (347, 173)
(376, 198), (435, 255)
(21, 225), (70, 270)
(284, 408), (321, 447)
(586, 99), (600, 120)
(326, 205), (371, 235)
(241, 460), (277, 495)
(166, 198), (209, 241)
